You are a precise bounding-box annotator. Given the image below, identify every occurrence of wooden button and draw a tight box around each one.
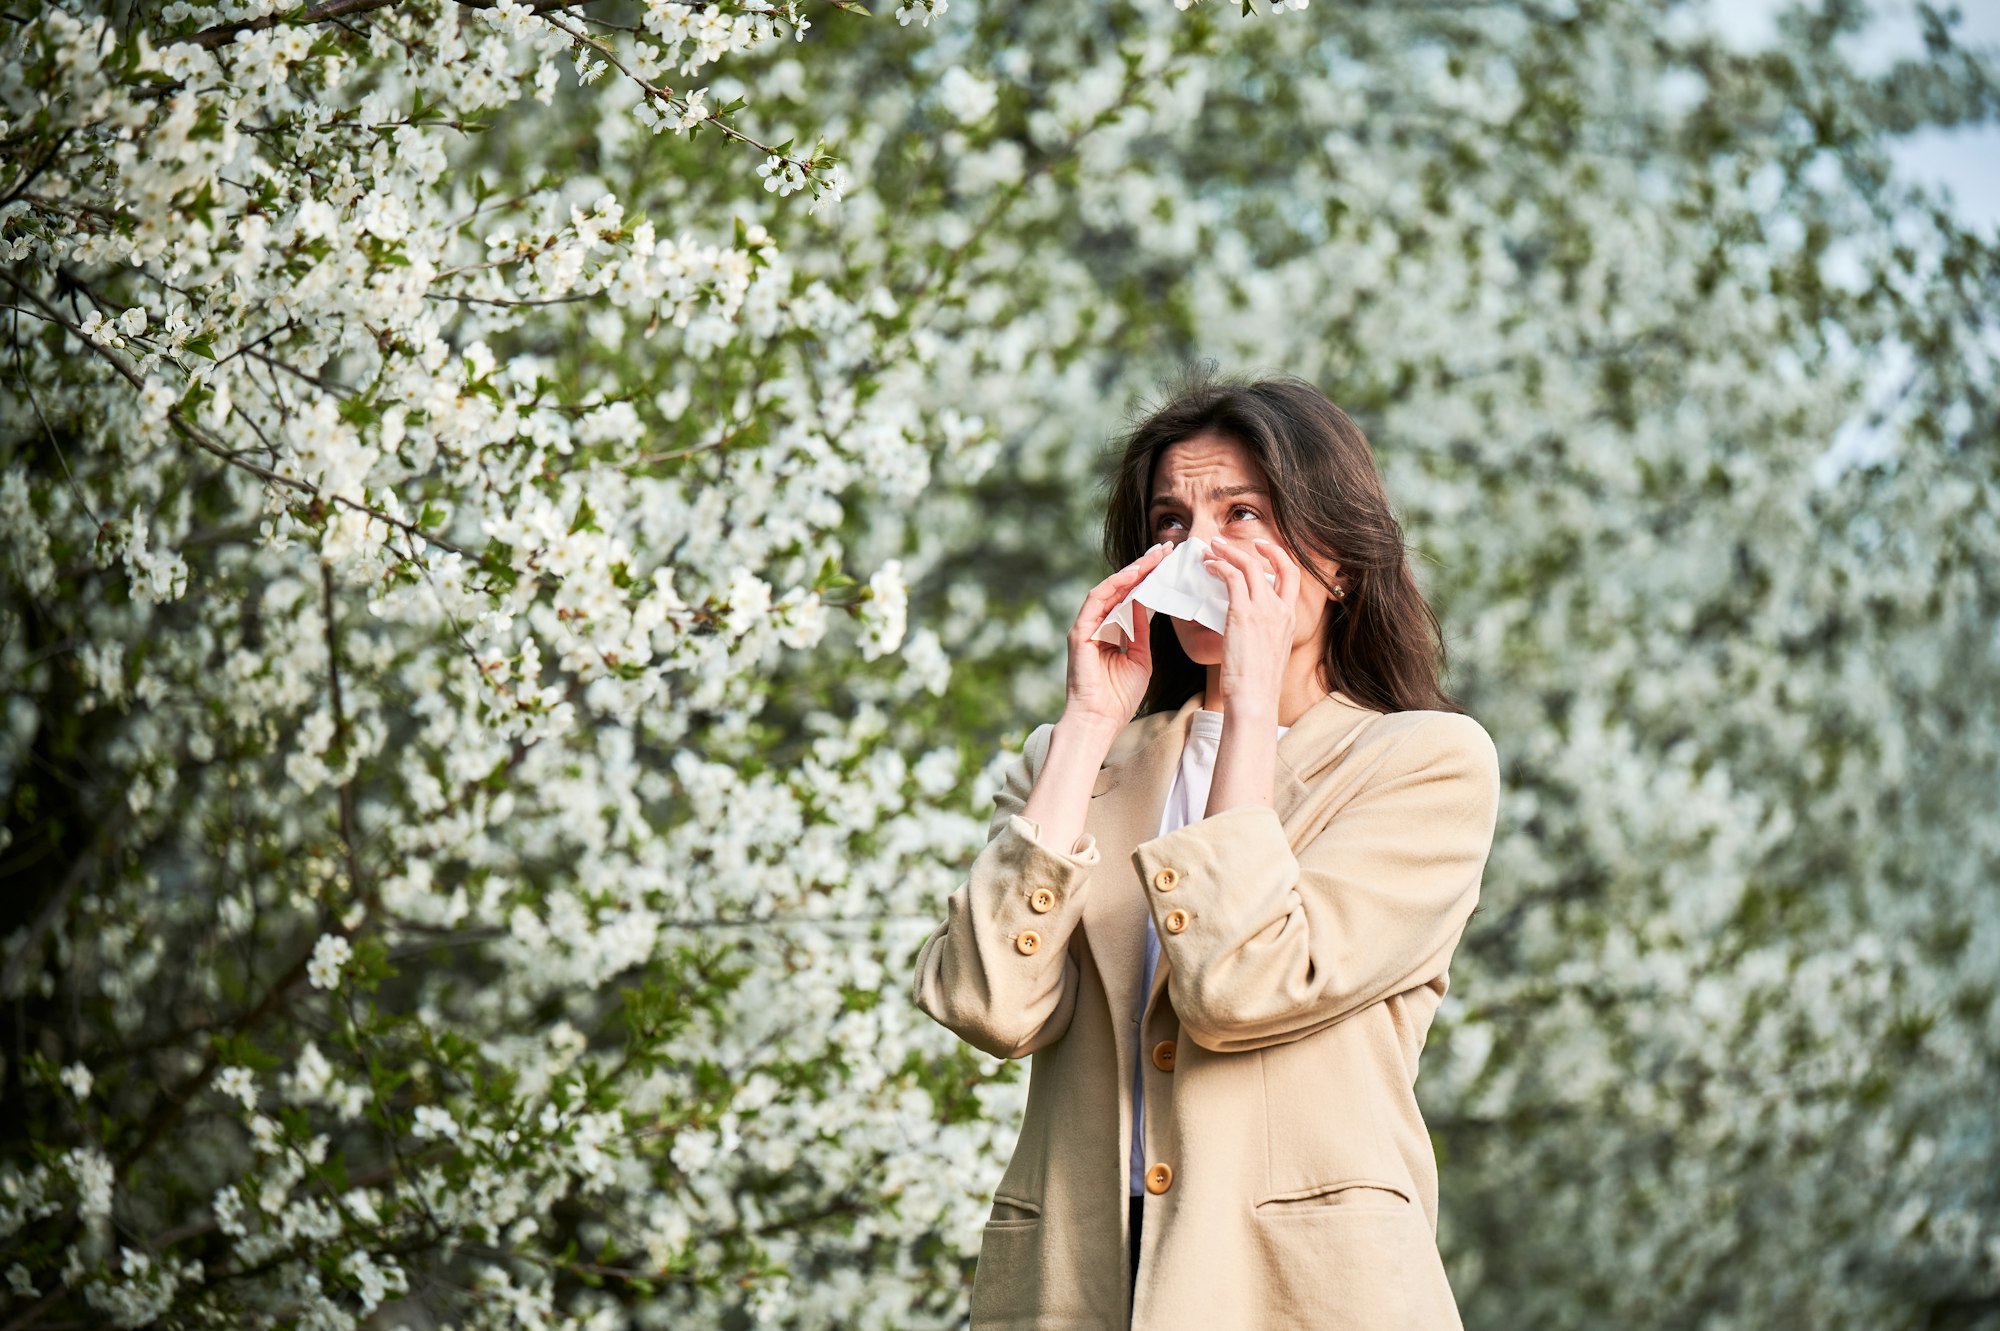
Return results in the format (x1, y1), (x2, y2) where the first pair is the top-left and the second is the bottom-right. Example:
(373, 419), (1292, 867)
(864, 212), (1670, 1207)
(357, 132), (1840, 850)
(1151, 1040), (1176, 1072)
(1029, 888), (1056, 914)
(1015, 930), (1041, 955)
(1152, 866), (1179, 892)
(1163, 908), (1189, 934)
(1145, 1161), (1173, 1194)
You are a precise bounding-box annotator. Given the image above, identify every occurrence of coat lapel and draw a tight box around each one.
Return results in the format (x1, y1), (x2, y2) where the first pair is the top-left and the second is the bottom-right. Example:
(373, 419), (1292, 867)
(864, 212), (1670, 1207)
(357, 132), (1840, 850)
(1079, 694), (1197, 1051)
(1081, 688), (1387, 1052)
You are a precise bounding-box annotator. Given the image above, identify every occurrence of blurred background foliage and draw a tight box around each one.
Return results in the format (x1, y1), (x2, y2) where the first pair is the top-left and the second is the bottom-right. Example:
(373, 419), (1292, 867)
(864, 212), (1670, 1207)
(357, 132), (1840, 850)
(776, 0), (2000, 1324)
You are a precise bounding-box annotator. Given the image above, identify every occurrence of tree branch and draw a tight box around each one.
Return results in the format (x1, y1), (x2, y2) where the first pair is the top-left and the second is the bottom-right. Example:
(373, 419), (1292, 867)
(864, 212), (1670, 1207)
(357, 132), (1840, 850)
(0, 267), (474, 561)
(0, 813), (123, 999)
(176, 0), (610, 51)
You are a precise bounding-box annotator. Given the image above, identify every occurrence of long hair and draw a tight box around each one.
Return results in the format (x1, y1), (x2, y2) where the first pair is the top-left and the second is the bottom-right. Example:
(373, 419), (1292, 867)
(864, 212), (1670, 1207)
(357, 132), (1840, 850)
(1098, 362), (1461, 716)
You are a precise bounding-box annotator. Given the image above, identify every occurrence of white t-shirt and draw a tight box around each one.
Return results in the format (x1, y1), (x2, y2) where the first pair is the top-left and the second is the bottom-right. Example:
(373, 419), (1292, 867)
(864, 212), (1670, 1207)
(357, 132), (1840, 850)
(1130, 707), (1292, 1196)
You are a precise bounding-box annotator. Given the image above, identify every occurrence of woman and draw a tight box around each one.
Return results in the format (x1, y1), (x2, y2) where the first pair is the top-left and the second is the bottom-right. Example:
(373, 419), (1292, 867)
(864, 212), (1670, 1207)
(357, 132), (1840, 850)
(912, 368), (1501, 1330)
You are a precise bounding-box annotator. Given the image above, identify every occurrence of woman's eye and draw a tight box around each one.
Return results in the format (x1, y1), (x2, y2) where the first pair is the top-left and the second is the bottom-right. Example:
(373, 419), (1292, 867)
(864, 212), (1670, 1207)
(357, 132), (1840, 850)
(1230, 505), (1260, 522)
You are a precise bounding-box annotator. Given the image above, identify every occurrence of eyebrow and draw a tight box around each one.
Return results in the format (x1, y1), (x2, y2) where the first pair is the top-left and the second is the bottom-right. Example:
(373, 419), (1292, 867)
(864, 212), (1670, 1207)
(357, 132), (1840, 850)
(1148, 484), (1269, 511)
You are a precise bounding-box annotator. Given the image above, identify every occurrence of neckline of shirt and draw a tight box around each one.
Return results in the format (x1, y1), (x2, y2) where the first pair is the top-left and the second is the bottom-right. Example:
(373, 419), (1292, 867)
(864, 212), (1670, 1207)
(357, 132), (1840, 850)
(1192, 707), (1293, 732)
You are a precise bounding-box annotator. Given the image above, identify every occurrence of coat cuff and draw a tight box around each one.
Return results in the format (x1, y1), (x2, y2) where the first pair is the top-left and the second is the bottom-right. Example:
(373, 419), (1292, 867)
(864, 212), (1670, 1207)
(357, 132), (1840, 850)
(1130, 803), (1296, 956)
(1007, 813), (1102, 867)
(971, 814), (1099, 959)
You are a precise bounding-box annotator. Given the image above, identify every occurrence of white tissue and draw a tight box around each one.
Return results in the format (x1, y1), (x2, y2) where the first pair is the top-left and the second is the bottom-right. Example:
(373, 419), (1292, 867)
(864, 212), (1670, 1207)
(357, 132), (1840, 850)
(1090, 535), (1278, 649)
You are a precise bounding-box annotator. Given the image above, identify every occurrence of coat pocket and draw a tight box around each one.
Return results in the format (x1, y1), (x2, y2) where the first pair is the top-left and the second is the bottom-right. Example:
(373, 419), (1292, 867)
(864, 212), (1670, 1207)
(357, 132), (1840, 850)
(1253, 1177), (1414, 1216)
(984, 1192), (1043, 1228)
(969, 1202), (1044, 1327)
(1249, 1186), (1420, 1328)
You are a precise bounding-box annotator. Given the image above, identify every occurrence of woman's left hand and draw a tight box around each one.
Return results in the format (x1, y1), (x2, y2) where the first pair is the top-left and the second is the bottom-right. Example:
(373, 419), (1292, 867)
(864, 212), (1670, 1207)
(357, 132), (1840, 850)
(1203, 535), (1298, 718)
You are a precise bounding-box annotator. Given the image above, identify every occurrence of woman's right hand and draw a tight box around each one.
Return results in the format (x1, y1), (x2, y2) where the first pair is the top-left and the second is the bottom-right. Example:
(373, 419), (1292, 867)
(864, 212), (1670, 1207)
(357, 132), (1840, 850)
(1065, 541), (1173, 728)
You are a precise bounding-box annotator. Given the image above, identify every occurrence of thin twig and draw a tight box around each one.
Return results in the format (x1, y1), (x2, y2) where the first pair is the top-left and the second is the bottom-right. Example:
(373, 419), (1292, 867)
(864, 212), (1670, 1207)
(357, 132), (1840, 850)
(0, 268), (474, 559)
(425, 288), (595, 308)
(0, 815), (122, 998)
(246, 346), (358, 399)
(6, 305), (104, 531)
(177, 0), (611, 51)
(538, 8), (815, 171)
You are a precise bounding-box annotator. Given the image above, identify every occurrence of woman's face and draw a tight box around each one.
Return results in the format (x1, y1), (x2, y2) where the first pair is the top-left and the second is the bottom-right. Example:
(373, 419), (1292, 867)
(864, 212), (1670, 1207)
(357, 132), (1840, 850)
(1147, 433), (1343, 668)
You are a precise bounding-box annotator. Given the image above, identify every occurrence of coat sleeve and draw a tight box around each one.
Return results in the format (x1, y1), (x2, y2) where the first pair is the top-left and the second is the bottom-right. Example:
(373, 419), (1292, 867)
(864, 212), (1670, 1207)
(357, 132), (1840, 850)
(1132, 712), (1500, 1055)
(911, 722), (1103, 1060)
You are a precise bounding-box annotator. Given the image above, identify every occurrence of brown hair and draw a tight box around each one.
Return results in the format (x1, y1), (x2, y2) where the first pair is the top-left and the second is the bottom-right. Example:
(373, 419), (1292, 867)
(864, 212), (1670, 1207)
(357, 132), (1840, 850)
(1097, 362), (1462, 717)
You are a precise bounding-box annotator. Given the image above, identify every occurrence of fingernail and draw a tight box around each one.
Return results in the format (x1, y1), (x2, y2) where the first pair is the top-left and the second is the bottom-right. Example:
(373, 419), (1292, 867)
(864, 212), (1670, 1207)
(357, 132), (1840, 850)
(1213, 536), (1228, 546)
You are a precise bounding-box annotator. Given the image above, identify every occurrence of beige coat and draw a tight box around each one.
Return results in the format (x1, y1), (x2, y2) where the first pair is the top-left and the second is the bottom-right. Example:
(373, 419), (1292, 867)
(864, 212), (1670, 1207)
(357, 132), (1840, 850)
(912, 688), (1501, 1330)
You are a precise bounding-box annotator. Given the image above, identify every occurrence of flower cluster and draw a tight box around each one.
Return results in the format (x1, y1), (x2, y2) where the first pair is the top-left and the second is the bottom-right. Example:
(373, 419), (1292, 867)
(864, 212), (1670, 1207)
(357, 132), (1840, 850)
(0, 0), (986, 1322)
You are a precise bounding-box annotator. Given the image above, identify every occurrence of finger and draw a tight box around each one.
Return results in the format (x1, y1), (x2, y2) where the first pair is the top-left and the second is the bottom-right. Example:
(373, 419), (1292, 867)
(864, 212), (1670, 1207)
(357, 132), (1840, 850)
(1127, 603), (1153, 668)
(1082, 540), (1171, 609)
(1075, 544), (1172, 647)
(1204, 536), (1244, 568)
(1255, 540), (1293, 606)
(1250, 537), (1296, 602)
(1209, 537), (1265, 599)
(1202, 551), (1249, 606)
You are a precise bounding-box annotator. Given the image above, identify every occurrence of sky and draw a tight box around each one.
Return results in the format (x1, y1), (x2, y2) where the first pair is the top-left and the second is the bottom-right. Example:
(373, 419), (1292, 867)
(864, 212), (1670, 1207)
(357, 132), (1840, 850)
(1709, 0), (2000, 233)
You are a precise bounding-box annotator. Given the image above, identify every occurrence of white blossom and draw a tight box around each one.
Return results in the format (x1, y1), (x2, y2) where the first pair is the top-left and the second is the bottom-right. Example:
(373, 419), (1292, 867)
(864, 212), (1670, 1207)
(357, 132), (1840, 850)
(937, 66), (998, 124)
(412, 1105), (459, 1141)
(66, 1147), (114, 1223)
(213, 1066), (257, 1113)
(858, 558), (908, 660)
(306, 934), (352, 990)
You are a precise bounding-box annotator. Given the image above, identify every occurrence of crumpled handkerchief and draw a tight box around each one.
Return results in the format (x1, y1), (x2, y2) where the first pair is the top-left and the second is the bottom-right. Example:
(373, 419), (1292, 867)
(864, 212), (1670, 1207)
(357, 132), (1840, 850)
(1090, 535), (1277, 649)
